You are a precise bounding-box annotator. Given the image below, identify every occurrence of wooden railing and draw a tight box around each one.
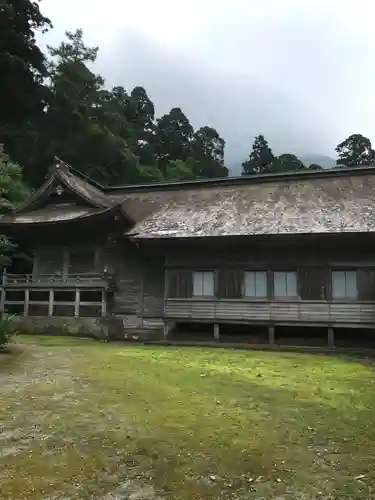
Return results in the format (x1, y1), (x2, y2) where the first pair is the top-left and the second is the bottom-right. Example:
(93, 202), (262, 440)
(0, 272), (110, 317)
(3, 273), (107, 288)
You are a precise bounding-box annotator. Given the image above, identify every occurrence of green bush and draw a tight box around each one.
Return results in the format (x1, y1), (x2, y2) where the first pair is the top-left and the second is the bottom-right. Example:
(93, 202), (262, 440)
(0, 313), (17, 349)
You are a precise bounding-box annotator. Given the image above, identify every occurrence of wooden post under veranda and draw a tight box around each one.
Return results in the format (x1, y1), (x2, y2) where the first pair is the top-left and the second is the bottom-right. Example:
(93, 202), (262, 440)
(0, 268), (6, 313)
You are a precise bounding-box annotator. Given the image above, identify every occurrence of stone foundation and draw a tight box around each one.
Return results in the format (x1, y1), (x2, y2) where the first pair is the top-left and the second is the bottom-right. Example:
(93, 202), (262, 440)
(13, 316), (164, 341)
(14, 316), (109, 339)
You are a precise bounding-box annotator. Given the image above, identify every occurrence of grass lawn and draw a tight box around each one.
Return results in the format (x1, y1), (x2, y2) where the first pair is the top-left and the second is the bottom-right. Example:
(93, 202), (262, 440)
(1, 336), (375, 499)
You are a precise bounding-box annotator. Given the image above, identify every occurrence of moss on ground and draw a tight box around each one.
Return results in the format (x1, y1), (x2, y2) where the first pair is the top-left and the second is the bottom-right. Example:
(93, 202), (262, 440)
(1, 335), (375, 499)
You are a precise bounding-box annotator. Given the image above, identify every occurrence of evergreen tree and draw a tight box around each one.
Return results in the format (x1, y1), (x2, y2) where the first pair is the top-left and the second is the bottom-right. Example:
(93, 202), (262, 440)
(191, 126), (228, 178)
(154, 108), (194, 173)
(241, 135), (274, 175)
(44, 29), (140, 184)
(0, 0), (52, 181)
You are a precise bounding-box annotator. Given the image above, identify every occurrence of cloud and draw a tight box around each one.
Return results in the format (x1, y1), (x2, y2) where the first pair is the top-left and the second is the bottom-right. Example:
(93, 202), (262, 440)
(38, 0), (375, 165)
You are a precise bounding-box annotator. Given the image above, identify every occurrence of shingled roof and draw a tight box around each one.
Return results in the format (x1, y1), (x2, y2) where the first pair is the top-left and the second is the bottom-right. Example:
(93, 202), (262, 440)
(3, 160), (375, 237)
(15, 158), (114, 213)
(0, 159), (132, 226)
(118, 170), (375, 238)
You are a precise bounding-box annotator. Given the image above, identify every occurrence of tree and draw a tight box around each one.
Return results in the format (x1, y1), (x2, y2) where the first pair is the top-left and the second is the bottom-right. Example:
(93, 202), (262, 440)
(164, 159), (197, 181)
(154, 108), (194, 172)
(191, 126), (228, 178)
(0, 148), (29, 268)
(308, 163), (323, 170)
(271, 153), (305, 173)
(0, 0), (52, 180)
(124, 86), (156, 167)
(127, 86), (155, 140)
(241, 135), (274, 175)
(335, 134), (375, 167)
(43, 29), (141, 185)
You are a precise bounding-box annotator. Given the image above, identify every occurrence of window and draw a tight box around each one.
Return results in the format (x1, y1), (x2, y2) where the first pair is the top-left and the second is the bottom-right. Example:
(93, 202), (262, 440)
(332, 270), (357, 300)
(193, 271), (215, 297)
(274, 271), (298, 298)
(244, 271), (267, 298)
(168, 270), (193, 298)
(217, 270), (242, 298)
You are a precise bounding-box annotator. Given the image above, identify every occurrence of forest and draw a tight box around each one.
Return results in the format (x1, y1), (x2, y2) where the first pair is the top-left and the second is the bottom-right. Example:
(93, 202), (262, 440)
(1, 1), (375, 202)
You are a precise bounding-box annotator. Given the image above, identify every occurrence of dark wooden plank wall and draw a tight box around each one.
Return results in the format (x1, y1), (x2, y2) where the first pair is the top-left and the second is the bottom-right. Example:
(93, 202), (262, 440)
(28, 234), (375, 326)
(33, 245), (102, 276)
(103, 241), (166, 320)
(30, 237), (167, 323)
(165, 237), (375, 301)
(163, 236), (375, 326)
(142, 255), (165, 317)
(104, 241), (142, 316)
(165, 237), (375, 269)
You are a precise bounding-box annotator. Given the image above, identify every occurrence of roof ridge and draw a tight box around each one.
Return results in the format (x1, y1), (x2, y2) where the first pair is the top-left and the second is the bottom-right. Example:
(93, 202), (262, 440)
(102, 164), (375, 193)
(54, 157), (106, 190)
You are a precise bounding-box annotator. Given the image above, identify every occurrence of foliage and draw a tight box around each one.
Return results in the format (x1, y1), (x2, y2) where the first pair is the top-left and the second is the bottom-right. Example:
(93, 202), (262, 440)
(1, 17), (229, 185)
(271, 153), (305, 172)
(336, 134), (375, 167)
(0, 0), (52, 175)
(0, 313), (17, 349)
(191, 126), (228, 178)
(241, 137), (312, 175)
(153, 107), (194, 173)
(164, 158), (197, 181)
(0, 149), (30, 267)
(241, 134), (275, 174)
(241, 135), (333, 175)
(2, 3), (374, 186)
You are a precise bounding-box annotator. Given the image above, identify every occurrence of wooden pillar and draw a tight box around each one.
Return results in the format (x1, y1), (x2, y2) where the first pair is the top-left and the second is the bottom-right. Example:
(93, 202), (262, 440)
(0, 269), (6, 313)
(268, 325), (276, 346)
(328, 327), (335, 347)
(101, 290), (107, 317)
(74, 289), (80, 318)
(163, 321), (170, 340)
(214, 323), (220, 341)
(48, 290), (54, 317)
(24, 289), (30, 317)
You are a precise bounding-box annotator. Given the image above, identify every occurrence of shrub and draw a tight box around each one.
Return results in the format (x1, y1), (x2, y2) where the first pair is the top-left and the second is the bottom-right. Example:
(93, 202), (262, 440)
(0, 313), (17, 349)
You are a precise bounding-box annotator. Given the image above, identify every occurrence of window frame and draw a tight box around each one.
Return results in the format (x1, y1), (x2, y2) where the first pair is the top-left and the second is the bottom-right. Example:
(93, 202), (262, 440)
(243, 270), (268, 299)
(192, 270), (216, 298)
(273, 270), (299, 299)
(331, 269), (358, 301)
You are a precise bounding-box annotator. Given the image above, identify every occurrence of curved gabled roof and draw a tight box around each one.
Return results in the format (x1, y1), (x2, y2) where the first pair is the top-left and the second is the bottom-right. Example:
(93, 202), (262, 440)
(0, 158), (134, 227)
(16, 158), (114, 213)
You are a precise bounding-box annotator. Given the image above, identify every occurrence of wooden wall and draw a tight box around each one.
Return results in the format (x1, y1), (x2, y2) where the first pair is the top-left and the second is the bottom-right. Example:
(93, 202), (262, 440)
(24, 229), (167, 327)
(33, 245), (103, 276)
(103, 240), (165, 326)
(163, 234), (375, 327)
(24, 232), (375, 328)
(165, 300), (375, 327)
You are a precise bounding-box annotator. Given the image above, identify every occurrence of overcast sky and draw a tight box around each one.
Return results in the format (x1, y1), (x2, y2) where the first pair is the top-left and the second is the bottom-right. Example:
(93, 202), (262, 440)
(38, 0), (375, 165)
